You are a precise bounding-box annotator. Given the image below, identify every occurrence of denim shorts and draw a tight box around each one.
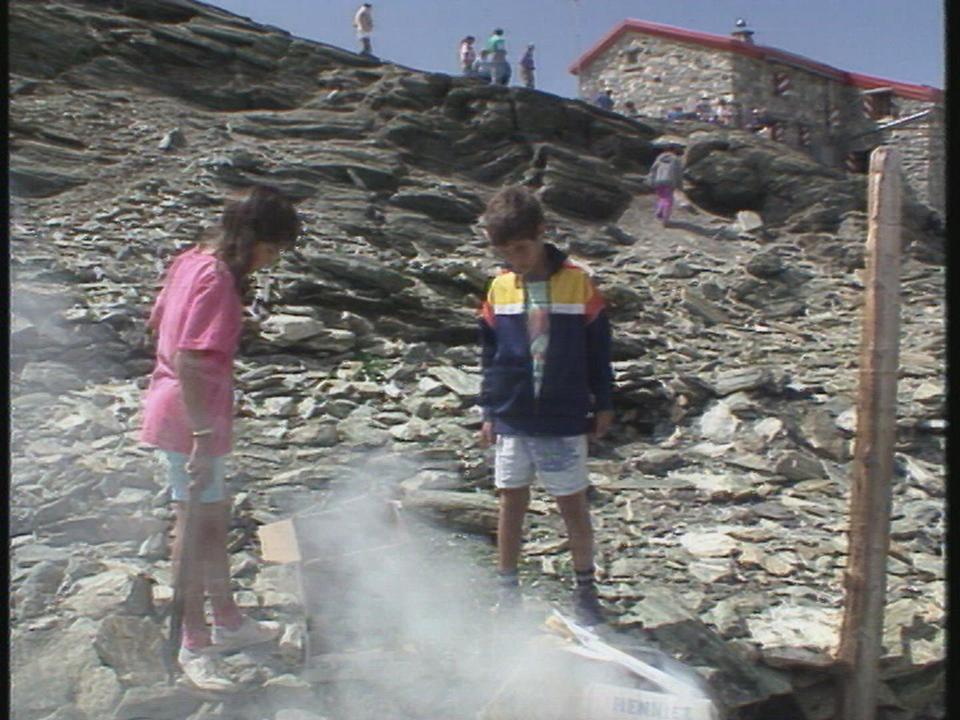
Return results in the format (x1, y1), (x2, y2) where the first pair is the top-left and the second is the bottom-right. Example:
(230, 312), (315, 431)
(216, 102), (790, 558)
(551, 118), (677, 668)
(494, 434), (589, 497)
(160, 450), (228, 504)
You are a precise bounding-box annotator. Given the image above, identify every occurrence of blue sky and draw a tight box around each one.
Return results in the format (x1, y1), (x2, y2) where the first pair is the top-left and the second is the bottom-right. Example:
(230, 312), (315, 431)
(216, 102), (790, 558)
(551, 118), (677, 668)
(209, 0), (945, 99)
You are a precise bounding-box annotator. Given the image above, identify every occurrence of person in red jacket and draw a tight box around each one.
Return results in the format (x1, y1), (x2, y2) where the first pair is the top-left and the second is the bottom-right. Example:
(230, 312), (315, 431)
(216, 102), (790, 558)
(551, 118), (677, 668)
(478, 186), (614, 626)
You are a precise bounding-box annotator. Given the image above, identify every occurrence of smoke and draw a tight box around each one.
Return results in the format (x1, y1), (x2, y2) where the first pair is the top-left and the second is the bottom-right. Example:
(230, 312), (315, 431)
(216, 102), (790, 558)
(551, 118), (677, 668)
(290, 473), (518, 719)
(279, 453), (718, 720)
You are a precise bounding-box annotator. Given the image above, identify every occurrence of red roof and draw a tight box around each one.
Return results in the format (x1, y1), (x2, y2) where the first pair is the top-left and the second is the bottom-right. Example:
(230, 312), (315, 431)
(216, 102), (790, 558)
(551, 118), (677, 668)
(569, 19), (943, 103)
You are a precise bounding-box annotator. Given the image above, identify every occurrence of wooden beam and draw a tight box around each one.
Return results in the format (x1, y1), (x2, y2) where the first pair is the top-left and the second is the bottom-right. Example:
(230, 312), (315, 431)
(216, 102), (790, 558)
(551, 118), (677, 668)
(835, 146), (902, 720)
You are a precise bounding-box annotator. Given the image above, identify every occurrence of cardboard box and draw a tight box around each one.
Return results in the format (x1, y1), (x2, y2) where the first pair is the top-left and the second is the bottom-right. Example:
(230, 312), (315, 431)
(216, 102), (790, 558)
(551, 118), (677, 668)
(258, 495), (406, 566)
(584, 682), (718, 720)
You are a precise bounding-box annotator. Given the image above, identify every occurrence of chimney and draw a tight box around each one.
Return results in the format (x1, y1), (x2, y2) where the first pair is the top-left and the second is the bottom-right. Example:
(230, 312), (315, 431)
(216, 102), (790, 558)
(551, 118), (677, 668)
(731, 18), (755, 44)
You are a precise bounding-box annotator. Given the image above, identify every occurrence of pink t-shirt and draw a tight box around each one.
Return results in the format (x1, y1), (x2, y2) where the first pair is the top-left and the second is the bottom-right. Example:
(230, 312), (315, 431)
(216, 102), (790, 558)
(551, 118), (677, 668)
(140, 247), (243, 456)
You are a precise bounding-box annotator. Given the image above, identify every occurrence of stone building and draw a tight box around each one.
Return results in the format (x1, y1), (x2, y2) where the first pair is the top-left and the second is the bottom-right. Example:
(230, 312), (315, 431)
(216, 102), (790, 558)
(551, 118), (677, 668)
(569, 19), (944, 215)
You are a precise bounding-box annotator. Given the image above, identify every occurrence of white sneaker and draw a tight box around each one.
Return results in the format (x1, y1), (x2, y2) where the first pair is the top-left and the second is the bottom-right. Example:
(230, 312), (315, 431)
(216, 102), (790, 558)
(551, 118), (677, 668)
(178, 647), (237, 692)
(211, 616), (282, 652)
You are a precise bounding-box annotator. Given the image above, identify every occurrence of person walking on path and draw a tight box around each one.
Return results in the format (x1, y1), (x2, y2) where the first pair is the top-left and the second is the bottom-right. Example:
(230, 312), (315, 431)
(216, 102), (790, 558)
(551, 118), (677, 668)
(519, 44), (536, 88)
(141, 186), (301, 691)
(647, 147), (684, 226)
(353, 3), (374, 55)
(594, 88), (614, 111)
(459, 35), (477, 76)
(478, 186), (615, 627)
(485, 28), (510, 85)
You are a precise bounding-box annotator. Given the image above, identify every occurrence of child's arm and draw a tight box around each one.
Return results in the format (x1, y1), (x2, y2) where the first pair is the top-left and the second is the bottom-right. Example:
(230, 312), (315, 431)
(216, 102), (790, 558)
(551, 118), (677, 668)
(478, 286), (498, 446)
(148, 257), (180, 333)
(147, 293), (165, 333)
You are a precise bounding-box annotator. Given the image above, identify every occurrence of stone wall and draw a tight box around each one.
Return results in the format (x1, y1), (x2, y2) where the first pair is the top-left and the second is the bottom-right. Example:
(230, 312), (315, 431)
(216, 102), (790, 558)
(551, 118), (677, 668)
(577, 33), (733, 120)
(728, 53), (837, 160)
(922, 107), (945, 213)
(577, 30), (944, 215)
(872, 103), (944, 216)
(842, 95), (944, 215)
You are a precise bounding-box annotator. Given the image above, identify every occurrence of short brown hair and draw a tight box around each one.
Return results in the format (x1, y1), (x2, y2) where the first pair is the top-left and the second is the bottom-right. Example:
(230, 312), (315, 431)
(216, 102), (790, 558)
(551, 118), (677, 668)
(482, 186), (544, 245)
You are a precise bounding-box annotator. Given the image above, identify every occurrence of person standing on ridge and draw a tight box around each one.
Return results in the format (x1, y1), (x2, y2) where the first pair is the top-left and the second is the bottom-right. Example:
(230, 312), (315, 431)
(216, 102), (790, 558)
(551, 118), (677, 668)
(594, 88), (614, 111)
(353, 3), (374, 55)
(647, 146), (684, 226)
(141, 186), (301, 690)
(475, 49), (494, 83)
(486, 28), (510, 85)
(715, 98), (733, 126)
(460, 35), (477, 76)
(519, 44), (536, 89)
(665, 104), (684, 121)
(478, 186), (614, 628)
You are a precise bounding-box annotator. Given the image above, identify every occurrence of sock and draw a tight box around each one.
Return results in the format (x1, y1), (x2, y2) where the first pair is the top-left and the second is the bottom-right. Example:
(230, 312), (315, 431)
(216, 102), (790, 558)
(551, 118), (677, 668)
(574, 567), (596, 589)
(212, 602), (243, 631)
(497, 569), (519, 588)
(181, 626), (211, 651)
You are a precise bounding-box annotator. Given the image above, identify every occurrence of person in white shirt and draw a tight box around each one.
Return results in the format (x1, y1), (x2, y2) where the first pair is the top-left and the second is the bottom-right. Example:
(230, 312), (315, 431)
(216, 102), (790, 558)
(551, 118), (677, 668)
(459, 36), (477, 76)
(353, 3), (374, 55)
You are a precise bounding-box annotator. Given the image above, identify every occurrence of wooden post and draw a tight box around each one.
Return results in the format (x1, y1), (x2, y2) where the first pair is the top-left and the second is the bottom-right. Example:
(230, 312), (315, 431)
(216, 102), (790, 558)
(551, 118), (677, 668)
(836, 146), (902, 720)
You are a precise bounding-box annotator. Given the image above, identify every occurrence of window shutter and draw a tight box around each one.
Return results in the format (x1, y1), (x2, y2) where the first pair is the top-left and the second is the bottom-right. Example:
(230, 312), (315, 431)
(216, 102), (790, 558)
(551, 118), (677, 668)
(773, 71), (792, 96)
(829, 107), (841, 129)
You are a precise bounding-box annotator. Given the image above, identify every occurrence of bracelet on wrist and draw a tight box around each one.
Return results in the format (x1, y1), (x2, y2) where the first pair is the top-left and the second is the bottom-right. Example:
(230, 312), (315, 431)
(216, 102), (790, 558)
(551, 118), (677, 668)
(191, 427), (213, 438)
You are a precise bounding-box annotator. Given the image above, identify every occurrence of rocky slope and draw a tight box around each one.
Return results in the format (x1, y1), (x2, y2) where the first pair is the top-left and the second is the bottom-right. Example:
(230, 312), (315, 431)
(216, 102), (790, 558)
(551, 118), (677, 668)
(9, 2), (945, 719)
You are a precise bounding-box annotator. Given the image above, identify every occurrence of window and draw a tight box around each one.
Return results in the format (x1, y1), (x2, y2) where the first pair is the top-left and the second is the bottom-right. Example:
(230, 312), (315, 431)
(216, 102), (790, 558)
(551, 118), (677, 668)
(625, 50), (640, 64)
(862, 90), (893, 120)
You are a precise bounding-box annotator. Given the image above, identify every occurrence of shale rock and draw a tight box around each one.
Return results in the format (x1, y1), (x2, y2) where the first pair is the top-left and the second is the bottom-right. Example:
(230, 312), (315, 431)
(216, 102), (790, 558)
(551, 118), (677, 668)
(8, 1), (944, 719)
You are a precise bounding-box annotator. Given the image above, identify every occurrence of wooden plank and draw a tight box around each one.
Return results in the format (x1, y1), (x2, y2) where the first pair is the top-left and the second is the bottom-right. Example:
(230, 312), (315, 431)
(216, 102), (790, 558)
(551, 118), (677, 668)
(835, 146), (902, 720)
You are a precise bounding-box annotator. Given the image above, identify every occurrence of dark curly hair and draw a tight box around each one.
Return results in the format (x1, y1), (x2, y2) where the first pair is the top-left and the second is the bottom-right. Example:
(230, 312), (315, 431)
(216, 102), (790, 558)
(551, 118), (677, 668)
(201, 185), (300, 296)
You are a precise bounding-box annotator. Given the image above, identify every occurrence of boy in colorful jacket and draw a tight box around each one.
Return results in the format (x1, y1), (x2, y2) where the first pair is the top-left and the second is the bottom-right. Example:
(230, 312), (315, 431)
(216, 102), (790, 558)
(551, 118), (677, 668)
(478, 186), (614, 626)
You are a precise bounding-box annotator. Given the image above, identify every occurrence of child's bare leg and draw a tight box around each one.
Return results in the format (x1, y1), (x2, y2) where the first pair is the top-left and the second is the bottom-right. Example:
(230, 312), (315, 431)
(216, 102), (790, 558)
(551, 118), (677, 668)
(173, 502), (210, 645)
(556, 489), (604, 623)
(555, 490), (594, 572)
(497, 487), (530, 572)
(199, 501), (242, 628)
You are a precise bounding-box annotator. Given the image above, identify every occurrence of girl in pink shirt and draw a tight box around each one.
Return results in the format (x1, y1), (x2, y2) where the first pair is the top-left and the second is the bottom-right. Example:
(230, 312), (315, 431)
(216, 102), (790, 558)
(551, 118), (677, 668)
(142, 185), (300, 690)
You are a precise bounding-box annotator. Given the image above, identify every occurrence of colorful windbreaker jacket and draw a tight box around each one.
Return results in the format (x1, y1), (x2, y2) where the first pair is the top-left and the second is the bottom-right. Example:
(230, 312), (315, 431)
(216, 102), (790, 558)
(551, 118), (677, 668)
(479, 242), (613, 436)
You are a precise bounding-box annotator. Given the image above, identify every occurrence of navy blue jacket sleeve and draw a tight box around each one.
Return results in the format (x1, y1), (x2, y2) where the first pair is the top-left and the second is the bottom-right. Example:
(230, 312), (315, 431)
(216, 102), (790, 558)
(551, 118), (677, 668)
(585, 307), (614, 412)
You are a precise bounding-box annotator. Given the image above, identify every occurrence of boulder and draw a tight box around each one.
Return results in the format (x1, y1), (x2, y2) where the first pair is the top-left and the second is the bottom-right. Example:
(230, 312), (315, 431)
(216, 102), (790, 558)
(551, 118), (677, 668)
(683, 132), (865, 227)
(400, 490), (499, 535)
(94, 615), (168, 687)
(11, 618), (102, 720)
(112, 685), (203, 720)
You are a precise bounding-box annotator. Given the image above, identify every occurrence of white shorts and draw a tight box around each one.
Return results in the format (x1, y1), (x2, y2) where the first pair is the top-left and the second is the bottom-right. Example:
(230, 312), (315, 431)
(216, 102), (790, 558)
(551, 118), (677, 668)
(494, 434), (589, 497)
(160, 450), (228, 504)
